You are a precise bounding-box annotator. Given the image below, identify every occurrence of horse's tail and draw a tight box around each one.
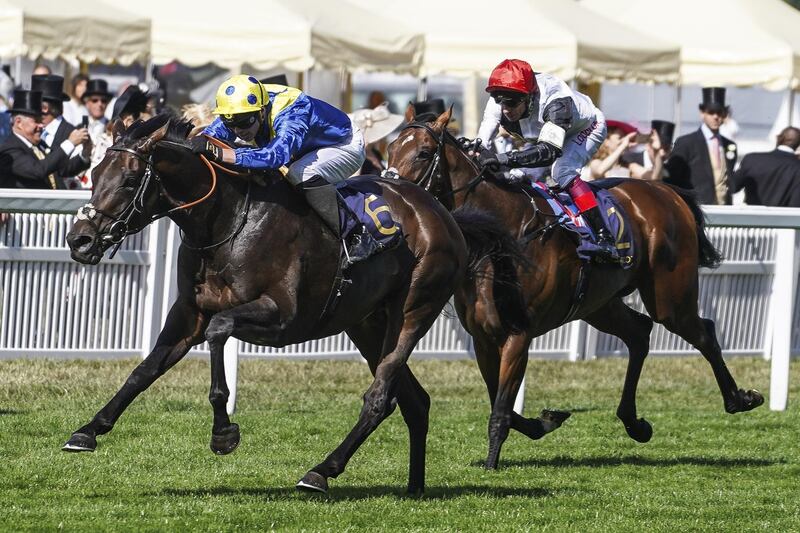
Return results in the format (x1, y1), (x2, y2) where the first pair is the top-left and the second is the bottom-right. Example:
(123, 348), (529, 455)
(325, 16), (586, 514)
(451, 206), (530, 334)
(667, 184), (723, 269)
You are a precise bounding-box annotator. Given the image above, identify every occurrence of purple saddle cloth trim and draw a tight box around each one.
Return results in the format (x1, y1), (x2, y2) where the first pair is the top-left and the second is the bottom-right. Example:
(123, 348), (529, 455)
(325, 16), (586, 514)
(530, 181), (634, 266)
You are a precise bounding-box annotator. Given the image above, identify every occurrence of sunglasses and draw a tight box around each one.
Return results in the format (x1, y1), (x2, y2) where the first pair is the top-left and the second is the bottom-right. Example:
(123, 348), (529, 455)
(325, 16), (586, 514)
(222, 113), (258, 129)
(492, 94), (525, 107)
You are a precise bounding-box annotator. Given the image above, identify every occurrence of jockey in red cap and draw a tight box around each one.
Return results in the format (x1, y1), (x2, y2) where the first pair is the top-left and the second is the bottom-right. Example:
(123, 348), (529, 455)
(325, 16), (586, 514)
(477, 59), (615, 261)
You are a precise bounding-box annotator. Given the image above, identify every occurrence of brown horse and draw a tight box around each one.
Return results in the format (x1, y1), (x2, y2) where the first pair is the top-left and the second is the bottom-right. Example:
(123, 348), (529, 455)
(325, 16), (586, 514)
(61, 114), (478, 494)
(388, 106), (764, 469)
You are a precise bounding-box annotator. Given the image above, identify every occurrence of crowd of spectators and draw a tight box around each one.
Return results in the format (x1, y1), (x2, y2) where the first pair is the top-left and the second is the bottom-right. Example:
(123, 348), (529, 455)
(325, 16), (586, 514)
(1, 65), (799, 208)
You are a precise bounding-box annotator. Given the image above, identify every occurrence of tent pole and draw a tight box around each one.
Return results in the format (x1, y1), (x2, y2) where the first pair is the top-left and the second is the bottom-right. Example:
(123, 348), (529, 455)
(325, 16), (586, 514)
(15, 56), (21, 85)
(675, 84), (682, 135)
(417, 76), (427, 101)
(788, 87), (795, 127)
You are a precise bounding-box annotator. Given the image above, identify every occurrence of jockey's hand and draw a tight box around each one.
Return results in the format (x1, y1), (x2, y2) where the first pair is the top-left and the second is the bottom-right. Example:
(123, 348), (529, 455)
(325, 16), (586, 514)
(190, 136), (223, 162)
(477, 149), (509, 171)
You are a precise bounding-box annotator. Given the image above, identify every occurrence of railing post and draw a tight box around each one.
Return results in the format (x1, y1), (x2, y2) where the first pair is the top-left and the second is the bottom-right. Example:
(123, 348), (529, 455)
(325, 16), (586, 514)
(567, 320), (587, 361)
(769, 229), (799, 411)
(140, 219), (168, 358)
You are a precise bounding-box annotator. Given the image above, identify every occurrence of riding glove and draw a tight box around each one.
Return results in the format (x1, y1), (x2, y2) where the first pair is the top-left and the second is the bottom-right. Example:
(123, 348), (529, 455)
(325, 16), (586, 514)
(477, 149), (509, 171)
(190, 136), (224, 162)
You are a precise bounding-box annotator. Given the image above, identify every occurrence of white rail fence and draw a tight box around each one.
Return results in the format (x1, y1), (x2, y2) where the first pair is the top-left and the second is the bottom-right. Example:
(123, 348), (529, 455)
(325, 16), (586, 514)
(1, 191), (798, 412)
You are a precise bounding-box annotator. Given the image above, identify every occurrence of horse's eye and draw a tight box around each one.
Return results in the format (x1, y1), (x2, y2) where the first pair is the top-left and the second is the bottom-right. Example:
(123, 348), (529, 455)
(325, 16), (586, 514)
(122, 173), (138, 188)
(417, 150), (432, 160)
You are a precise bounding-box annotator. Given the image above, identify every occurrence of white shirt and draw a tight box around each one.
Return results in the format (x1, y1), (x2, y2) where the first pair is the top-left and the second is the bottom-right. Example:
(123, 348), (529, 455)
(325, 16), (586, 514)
(15, 127), (76, 156)
(63, 99), (87, 126)
(477, 72), (599, 148)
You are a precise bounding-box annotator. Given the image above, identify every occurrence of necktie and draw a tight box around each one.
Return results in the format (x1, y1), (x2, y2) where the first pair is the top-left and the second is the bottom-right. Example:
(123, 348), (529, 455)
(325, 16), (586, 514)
(31, 144), (58, 189)
(710, 135), (721, 169)
(41, 130), (49, 146)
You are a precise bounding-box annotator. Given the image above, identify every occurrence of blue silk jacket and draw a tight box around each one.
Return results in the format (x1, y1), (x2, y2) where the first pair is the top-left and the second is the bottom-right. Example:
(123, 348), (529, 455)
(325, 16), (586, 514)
(202, 84), (352, 169)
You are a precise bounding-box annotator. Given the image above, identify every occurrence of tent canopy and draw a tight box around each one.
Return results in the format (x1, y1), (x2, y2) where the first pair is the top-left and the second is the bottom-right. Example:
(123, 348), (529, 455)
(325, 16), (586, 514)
(350, 0), (679, 82)
(278, 0), (424, 75)
(583, 0), (800, 89)
(0, 0), (150, 65)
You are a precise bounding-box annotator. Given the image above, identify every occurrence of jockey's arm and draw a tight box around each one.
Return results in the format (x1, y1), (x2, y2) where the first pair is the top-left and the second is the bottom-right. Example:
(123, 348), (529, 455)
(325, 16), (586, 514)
(499, 96), (572, 169)
(234, 98), (311, 169)
(476, 98), (502, 149)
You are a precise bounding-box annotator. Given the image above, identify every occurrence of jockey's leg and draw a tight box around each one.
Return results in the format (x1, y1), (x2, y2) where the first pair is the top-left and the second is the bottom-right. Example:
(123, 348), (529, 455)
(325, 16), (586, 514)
(300, 175), (343, 238)
(565, 176), (617, 259)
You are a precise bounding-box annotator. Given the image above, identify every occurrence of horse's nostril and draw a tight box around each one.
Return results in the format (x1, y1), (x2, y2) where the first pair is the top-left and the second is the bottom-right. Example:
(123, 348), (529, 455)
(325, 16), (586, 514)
(67, 234), (94, 253)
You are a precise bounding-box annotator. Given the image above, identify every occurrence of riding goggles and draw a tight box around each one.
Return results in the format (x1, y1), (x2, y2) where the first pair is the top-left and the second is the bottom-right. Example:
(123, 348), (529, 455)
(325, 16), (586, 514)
(491, 93), (526, 107)
(221, 111), (259, 129)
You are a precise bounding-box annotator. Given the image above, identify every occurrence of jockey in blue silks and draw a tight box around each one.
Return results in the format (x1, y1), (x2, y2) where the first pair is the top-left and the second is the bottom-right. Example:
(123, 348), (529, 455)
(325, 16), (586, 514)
(191, 74), (380, 262)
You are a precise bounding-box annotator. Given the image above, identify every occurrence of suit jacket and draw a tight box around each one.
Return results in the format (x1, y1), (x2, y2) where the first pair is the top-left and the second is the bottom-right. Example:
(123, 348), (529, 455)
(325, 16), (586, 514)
(665, 129), (737, 205)
(730, 149), (800, 207)
(47, 118), (90, 180)
(0, 133), (88, 189)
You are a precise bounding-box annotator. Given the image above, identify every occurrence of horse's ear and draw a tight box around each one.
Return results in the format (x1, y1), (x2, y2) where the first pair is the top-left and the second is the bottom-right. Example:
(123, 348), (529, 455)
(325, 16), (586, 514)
(434, 105), (453, 131)
(405, 102), (416, 123)
(135, 120), (170, 153)
(111, 119), (126, 143)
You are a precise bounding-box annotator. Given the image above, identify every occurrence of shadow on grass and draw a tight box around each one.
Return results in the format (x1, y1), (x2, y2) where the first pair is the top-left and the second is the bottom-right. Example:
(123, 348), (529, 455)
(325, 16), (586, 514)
(487, 455), (783, 469)
(157, 484), (552, 501)
(0, 409), (24, 415)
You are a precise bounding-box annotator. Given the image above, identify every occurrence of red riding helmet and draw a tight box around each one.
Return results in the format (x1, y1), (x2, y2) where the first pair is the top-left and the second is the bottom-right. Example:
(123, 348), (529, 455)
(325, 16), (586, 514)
(486, 59), (537, 95)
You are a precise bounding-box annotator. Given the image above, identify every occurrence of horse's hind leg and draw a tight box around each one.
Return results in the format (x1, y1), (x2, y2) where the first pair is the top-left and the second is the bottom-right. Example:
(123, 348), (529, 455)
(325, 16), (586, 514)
(336, 311), (431, 495)
(584, 298), (654, 442)
(63, 299), (207, 452)
(640, 280), (764, 413)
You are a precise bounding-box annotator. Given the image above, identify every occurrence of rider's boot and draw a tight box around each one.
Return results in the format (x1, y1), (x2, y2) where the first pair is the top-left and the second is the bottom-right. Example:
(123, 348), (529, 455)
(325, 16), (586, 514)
(301, 175), (381, 265)
(566, 177), (618, 262)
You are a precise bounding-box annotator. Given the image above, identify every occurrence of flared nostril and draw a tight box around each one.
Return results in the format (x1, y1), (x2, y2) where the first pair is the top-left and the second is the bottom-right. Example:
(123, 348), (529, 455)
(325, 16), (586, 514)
(67, 234), (95, 253)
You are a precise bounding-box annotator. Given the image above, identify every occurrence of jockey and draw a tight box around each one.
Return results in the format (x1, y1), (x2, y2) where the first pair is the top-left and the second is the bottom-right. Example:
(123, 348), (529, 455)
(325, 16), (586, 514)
(476, 59), (616, 260)
(192, 75), (379, 263)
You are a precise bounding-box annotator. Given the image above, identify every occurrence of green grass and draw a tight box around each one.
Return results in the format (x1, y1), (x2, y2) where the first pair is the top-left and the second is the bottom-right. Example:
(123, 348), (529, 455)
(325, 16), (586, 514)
(0, 356), (797, 532)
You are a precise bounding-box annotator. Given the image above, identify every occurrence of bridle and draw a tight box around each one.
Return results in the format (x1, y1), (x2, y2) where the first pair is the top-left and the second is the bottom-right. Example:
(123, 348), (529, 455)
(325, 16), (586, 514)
(400, 122), (488, 201)
(75, 139), (251, 257)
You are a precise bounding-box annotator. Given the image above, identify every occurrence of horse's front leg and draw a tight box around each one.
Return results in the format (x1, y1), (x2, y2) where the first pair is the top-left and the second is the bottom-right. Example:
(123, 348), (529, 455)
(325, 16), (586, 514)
(204, 295), (282, 455)
(63, 299), (208, 452)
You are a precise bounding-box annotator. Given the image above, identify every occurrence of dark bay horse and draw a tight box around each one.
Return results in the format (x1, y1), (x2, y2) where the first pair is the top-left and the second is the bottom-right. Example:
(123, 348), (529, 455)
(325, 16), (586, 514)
(62, 114), (475, 494)
(387, 106), (764, 469)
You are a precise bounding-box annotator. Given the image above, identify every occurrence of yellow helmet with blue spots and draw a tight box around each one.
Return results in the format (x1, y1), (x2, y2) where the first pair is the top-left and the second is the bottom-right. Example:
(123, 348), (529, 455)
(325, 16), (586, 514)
(213, 75), (267, 118)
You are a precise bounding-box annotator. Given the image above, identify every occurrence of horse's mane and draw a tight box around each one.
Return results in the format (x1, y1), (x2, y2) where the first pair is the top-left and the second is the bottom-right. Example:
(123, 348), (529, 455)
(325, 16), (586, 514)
(121, 113), (194, 145)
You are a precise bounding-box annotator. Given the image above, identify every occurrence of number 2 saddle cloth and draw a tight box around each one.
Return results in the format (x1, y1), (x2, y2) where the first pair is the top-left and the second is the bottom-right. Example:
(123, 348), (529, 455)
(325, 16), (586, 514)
(530, 178), (635, 267)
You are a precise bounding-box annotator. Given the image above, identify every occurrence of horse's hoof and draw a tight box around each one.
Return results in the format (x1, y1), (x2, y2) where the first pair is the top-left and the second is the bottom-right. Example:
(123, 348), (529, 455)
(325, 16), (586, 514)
(62, 432), (97, 452)
(727, 389), (764, 413)
(540, 409), (571, 426)
(296, 471), (328, 493)
(623, 418), (653, 443)
(210, 423), (240, 455)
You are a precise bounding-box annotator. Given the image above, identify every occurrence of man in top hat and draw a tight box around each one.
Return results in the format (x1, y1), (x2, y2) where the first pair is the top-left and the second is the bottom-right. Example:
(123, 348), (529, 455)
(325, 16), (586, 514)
(730, 127), (800, 207)
(82, 78), (112, 145)
(665, 87), (737, 204)
(260, 74), (288, 87)
(32, 74), (92, 187)
(0, 89), (92, 189)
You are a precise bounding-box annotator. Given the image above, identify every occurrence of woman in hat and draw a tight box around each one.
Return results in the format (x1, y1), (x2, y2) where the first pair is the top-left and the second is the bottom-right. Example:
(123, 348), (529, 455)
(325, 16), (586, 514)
(349, 102), (405, 175)
(587, 119), (639, 179)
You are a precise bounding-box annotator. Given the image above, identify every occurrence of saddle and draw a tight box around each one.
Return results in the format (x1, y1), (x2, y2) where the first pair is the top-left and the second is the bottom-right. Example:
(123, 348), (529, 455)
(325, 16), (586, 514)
(525, 178), (635, 268)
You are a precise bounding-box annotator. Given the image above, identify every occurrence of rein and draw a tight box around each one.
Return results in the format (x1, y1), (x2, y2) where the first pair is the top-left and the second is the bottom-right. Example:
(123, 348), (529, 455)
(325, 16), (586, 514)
(402, 122), (488, 200)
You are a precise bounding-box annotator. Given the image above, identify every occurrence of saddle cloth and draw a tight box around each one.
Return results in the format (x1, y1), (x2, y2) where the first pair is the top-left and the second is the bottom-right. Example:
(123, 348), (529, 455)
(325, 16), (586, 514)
(529, 178), (635, 267)
(336, 177), (403, 249)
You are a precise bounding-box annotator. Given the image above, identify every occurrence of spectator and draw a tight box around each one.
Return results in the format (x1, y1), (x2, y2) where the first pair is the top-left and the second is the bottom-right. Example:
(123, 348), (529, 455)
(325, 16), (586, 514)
(587, 119), (638, 179)
(0, 89), (90, 189)
(181, 102), (215, 137)
(63, 74), (88, 126)
(665, 87), (737, 205)
(730, 127), (800, 207)
(82, 79), (111, 145)
(719, 107), (740, 140)
(0, 95), (10, 143)
(624, 120), (675, 181)
(349, 102), (405, 175)
(260, 74), (288, 86)
(31, 74), (91, 189)
(32, 64), (51, 76)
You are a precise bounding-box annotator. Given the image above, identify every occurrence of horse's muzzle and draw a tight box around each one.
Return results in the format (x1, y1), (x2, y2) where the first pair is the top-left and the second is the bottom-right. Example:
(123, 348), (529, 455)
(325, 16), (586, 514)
(66, 231), (102, 265)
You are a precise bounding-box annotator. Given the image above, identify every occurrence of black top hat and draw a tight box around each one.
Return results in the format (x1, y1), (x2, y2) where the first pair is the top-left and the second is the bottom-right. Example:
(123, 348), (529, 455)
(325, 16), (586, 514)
(699, 87), (728, 113)
(8, 89), (43, 117)
(31, 74), (69, 102)
(260, 74), (288, 86)
(82, 79), (113, 101)
(412, 98), (446, 121)
(651, 119), (675, 148)
(112, 85), (148, 121)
